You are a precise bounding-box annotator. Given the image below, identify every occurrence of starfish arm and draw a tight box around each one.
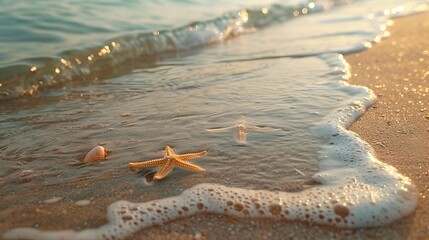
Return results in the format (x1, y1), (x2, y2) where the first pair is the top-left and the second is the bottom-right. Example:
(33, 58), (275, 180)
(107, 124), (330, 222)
(154, 160), (175, 180)
(206, 126), (235, 132)
(235, 128), (247, 143)
(174, 159), (205, 172)
(177, 151), (207, 161)
(129, 157), (165, 169)
(164, 146), (175, 156)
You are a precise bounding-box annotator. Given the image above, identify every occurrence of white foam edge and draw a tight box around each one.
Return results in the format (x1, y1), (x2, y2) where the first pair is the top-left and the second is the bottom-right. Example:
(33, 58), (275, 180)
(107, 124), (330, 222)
(3, 53), (418, 240)
(4, 3), (427, 240)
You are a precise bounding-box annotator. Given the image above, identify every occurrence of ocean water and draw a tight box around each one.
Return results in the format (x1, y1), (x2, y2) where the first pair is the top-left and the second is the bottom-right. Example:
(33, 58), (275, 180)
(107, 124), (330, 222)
(0, 0), (427, 239)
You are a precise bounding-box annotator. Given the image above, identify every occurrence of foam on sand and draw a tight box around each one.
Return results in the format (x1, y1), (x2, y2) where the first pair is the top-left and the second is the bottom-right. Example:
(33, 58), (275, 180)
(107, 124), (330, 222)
(2, 54), (418, 240)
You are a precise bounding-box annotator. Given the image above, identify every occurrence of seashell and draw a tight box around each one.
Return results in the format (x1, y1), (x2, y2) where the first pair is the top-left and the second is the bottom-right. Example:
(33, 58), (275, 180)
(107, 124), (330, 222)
(83, 146), (107, 163)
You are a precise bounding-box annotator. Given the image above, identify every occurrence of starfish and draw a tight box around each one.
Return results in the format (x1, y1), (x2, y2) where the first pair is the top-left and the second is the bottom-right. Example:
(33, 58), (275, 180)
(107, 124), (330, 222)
(206, 115), (277, 143)
(129, 146), (207, 180)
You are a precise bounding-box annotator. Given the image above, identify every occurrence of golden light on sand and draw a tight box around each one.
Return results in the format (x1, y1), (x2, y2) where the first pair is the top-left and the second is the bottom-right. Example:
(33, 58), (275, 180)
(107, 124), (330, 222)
(103, 46), (110, 54)
(97, 46), (110, 56)
(60, 58), (72, 68)
(30, 66), (37, 72)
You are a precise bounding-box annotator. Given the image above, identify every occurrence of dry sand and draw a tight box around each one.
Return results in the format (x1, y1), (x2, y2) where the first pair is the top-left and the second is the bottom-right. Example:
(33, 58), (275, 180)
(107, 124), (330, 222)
(1, 10), (428, 240)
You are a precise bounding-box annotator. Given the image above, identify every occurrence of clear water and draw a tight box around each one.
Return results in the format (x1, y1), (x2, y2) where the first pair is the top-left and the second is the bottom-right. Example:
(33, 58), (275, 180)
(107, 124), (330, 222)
(0, 0), (426, 237)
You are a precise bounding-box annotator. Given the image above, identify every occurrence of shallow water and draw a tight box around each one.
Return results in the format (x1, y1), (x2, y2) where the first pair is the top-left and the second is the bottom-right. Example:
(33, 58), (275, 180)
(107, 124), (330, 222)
(0, 0), (426, 239)
(2, 55), (343, 201)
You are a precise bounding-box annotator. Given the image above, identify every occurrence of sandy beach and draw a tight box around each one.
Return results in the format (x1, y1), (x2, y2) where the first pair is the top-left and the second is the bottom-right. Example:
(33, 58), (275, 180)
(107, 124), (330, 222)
(1, 9), (428, 240)
(127, 11), (429, 240)
(346, 11), (429, 239)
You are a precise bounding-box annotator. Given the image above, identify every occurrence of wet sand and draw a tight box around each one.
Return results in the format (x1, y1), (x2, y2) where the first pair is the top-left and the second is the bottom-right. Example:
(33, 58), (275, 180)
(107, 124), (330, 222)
(1, 11), (428, 240)
(346, 11), (429, 239)
(127, 11), (429, 240)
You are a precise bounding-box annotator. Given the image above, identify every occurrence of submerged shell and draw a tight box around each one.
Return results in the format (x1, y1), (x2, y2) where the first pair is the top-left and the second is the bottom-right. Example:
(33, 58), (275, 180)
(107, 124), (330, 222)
(83, 146), (107, 163)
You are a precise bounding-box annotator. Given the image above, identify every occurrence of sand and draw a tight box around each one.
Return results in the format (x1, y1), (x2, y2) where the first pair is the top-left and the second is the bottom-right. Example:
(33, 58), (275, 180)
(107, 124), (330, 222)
(346, 11), (429, 239)
(127, 11), (429, 240)
(129, 11), (429, 240)
(1, 10), (428, 240)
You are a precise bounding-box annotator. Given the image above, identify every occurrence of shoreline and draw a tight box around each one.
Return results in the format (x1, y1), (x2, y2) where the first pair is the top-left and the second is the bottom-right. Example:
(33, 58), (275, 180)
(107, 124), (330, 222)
(346, 11), (429, 239)
(128, 10), (429, 240)
(1, 9), (428, 240)
(124, 11), (429, 240)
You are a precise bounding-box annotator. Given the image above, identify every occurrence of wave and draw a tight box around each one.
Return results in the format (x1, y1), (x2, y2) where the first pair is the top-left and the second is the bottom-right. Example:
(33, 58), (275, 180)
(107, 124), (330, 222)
(0, 0), (348, 100)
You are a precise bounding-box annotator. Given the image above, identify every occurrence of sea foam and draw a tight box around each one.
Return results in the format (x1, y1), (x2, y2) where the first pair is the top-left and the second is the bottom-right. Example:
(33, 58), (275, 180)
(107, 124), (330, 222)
(3, 54), (418, 240)
(3, 1), (426, 239)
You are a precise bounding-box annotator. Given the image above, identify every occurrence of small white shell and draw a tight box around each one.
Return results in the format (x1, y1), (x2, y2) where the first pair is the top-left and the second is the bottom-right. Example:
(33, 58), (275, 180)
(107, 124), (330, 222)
(83, 146), (107, 163)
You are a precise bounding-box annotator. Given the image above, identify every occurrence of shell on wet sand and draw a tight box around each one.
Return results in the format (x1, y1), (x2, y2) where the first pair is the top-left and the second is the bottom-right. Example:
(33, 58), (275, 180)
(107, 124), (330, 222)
(83, 146), (107, 163)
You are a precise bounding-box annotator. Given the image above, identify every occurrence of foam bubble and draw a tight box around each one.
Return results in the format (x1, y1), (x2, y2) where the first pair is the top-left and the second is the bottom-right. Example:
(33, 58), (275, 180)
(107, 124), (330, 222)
(3, 53), (418, 240)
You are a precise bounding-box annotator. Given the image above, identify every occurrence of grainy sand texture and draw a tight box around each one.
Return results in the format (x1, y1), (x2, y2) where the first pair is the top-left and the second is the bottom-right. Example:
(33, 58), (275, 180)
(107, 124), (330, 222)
(347, 11), (429, 239)
(128, 11), (429, 240)
(1, 10), (428, 240)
